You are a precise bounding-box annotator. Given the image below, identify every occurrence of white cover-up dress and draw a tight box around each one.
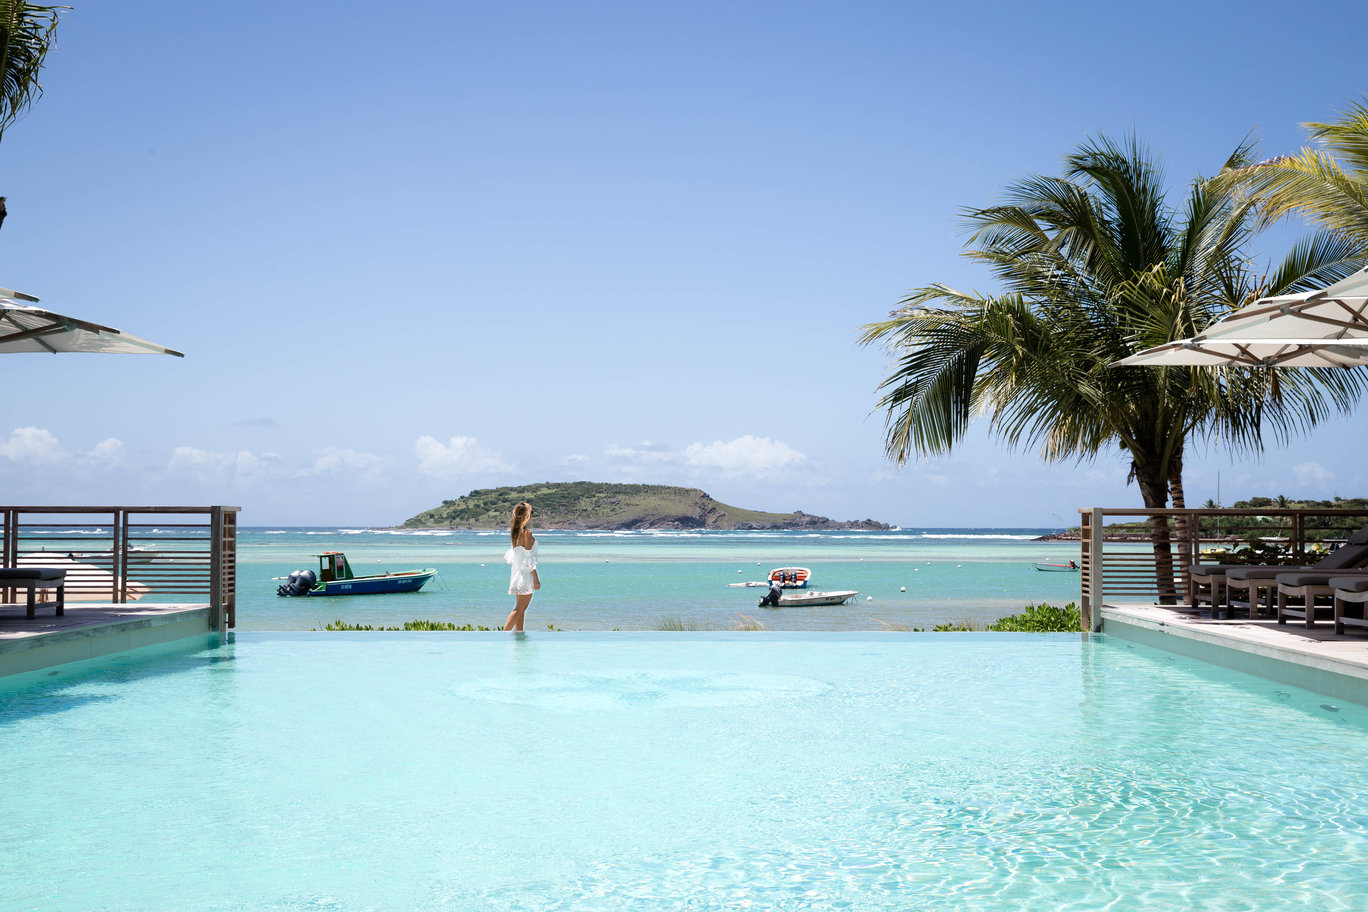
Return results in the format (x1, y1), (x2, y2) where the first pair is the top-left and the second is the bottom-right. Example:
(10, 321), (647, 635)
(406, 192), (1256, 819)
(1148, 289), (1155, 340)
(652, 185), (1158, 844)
(505, 541), (538, 596)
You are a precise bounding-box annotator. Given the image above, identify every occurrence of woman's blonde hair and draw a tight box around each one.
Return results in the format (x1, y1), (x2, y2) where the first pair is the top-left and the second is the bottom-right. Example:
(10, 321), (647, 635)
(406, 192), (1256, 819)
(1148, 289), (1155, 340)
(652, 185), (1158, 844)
(510, 501), (532, 546)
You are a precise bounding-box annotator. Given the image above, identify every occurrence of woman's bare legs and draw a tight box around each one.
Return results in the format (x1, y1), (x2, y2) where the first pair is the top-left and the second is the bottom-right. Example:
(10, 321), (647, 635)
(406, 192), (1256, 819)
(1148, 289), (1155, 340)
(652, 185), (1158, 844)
(504, 592), (533, 631)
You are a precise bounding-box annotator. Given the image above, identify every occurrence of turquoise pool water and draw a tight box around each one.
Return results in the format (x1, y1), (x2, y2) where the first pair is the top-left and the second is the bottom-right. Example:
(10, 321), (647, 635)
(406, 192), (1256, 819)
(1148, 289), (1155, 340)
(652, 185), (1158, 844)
(3, 633), (1367, 910)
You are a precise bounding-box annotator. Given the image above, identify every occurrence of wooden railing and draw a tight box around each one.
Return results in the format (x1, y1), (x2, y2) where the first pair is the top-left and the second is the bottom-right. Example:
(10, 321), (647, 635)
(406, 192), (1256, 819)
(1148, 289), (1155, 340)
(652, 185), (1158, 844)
(1, 506), (240, 629)
(1079, 507), (1368, 631)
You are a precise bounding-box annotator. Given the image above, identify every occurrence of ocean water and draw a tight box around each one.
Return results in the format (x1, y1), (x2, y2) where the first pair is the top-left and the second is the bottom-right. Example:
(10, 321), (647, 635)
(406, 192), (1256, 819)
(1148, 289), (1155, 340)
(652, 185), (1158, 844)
(3, 632), (1366, 911)
(217, 528), (1087, 631)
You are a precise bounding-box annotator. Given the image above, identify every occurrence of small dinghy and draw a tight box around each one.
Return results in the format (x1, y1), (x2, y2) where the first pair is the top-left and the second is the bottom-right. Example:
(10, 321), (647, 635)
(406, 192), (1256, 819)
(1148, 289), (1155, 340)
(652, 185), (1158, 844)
(769, 567), (811, 588)
(1032, 560), (1079, 572)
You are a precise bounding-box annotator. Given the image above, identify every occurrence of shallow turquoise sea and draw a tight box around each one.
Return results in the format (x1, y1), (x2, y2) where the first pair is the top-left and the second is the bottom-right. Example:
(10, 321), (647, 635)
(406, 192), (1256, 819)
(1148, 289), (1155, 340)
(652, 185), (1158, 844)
(223, 527), (1087, 631)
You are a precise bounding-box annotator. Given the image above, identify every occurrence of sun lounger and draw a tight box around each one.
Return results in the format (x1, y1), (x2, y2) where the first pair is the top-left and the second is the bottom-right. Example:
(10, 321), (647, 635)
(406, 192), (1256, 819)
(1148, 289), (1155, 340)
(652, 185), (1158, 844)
(1330, 577), (1368, 636)
(1221, 526), (1368, 618)
(0, 568), (67, 619)
(1277, 568), (1368, 628)
(1189, 561), (1250, 613)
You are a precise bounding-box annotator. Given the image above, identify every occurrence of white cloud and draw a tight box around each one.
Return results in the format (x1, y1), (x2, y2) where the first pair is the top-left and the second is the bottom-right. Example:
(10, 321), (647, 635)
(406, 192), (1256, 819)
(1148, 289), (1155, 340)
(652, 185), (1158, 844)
(0, 427), (66, 465)
(84, 438), (127, 470)
(683, 435), (808, 478)
(1293, 461), (1334, 486)
(415, 435), (510, 477)
(603, 441), (678, 465)
(0, 428), (127, 473)
(166, 446), (284, 487)
(305, 447), (386, 477)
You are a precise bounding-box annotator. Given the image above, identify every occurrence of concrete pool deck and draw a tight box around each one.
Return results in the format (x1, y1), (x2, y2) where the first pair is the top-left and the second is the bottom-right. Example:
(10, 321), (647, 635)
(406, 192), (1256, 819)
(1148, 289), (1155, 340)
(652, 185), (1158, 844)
(1102, 603), (1368, 705)
(0, 602), (216, 678)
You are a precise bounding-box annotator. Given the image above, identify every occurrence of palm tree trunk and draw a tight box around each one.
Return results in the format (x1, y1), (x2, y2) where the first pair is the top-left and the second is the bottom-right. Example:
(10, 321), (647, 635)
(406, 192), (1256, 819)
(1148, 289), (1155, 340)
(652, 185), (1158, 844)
(1168, 454), (1192, 609)
(1135, 460), (1177, 604)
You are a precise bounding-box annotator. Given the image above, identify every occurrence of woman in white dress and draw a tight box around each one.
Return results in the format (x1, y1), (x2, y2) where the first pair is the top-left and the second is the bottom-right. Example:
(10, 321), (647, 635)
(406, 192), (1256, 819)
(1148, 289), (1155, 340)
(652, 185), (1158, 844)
(503, 501), (540, 631)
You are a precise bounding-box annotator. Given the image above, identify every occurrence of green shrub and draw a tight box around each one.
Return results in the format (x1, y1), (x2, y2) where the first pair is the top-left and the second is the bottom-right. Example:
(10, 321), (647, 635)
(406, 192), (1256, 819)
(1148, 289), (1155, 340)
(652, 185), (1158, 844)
(319, 619), (494, 631)
(653, 617), (707, 631)
(988, 602), (1082, 632)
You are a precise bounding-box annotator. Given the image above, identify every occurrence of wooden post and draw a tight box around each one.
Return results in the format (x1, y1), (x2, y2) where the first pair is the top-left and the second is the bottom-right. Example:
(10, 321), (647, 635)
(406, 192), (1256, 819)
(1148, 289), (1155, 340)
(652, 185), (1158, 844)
(2, 507), (12, 604)
(223, 509), (237, 629)
(116, 508), (129, 603)
(1089, 507), (1104, 632)
(209, 506), (223, 631)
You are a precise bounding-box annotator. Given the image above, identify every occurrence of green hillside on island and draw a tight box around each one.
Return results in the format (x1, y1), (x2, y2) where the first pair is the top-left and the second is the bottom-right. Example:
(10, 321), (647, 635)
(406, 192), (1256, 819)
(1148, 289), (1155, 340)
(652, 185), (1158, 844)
(401, 482), (890, 531)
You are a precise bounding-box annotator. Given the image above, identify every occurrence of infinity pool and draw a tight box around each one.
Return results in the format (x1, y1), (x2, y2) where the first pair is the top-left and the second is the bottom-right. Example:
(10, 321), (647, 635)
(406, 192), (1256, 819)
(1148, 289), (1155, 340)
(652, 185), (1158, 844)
(2, 633), (1366, 910)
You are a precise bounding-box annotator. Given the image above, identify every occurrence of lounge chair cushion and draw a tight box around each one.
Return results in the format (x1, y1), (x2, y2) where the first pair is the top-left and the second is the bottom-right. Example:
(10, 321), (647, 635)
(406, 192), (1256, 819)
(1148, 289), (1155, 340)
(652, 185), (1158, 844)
(0, 567), (65, 581)
(1315, 528), (1368, 569)
(1227, 565), (1310, 582)
(1329, 576), (1368, 594)
(1190, 563), (1252, 575)
(1276, 569), (1368, 588)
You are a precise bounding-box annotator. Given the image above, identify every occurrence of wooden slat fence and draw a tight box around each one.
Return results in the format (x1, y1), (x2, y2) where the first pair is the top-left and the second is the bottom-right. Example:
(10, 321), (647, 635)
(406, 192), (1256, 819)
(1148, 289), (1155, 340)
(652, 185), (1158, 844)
(1079, 507), (1368, 631)
(1, 505), (240, 628)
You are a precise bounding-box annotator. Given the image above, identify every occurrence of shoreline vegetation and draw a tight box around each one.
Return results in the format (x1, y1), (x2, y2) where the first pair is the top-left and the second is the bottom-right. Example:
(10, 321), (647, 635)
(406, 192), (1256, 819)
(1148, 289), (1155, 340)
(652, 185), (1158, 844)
(401, 482), (892, 531)
(317, 602), (1083, 634)
(1037, 496), (1368, 542)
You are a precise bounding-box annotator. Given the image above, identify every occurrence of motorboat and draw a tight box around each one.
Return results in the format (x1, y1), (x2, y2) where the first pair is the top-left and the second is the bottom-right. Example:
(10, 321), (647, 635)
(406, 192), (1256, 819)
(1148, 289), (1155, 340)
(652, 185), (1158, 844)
(770, 589), (858, 607)
(1032, 560), (1079, 572)
(769, 567), (810, 588)
(277, 551), (437, 596)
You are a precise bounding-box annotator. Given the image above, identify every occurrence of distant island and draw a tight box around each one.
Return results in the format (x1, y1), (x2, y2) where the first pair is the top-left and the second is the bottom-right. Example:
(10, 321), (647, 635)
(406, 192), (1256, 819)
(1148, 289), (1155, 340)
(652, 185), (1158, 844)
(400, 482), (892, 531)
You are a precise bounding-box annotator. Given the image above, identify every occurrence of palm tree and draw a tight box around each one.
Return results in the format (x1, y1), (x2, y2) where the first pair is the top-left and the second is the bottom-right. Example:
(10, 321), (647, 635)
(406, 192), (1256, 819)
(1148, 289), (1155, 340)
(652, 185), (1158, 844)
(0, 2), (65, 231)
(1221, 96), (1368, 255)
(861, 134), (1366, 600)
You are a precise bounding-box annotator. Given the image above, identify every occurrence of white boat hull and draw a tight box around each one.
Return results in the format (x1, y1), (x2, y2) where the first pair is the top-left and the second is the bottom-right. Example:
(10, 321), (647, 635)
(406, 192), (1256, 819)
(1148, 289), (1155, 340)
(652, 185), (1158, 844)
(772, 590), (859, 607)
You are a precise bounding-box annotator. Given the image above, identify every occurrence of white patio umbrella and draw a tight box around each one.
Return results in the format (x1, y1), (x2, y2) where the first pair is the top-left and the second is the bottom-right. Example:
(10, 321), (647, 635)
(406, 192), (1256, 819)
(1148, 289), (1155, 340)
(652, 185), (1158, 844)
(0, 286), (183, 357)
(1114, 338), (1368, 369)
(1191, 265), (1368, 342)
(1113, 266), (1368, 368)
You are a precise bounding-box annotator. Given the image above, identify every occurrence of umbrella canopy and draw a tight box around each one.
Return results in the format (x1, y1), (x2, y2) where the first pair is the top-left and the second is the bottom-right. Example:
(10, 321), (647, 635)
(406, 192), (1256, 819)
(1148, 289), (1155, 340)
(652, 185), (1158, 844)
(1186, 266), (1368, 343)
(1113, 266), (1368, 368)
(1115, 338), (1368, 369)
(0, 287), (183, 356)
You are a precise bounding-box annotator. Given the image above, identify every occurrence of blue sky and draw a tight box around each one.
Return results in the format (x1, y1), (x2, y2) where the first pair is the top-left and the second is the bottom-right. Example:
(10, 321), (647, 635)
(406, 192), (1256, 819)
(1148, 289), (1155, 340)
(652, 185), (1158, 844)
(1, 1), (1364, 527)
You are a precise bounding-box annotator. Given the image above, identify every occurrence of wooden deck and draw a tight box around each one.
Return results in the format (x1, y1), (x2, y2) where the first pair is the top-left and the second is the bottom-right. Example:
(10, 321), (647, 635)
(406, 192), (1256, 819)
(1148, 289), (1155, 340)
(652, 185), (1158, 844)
(0, 601), (217, 679)
(1101, 602), (1368, 705)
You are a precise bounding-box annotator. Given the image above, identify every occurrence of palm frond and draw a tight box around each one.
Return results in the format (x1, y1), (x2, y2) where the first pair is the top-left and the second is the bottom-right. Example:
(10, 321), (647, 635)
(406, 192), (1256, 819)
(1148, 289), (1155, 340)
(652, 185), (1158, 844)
(864, 128), (1367, 499)
(0, 3), (65, 142)
(1304, 97), (1368, 177)
(1264, 229), (1368, 296)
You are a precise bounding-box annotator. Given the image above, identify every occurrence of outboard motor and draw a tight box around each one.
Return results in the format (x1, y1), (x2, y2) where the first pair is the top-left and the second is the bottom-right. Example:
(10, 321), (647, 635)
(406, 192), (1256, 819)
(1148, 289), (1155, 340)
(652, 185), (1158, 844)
(277, 568), (317, 597)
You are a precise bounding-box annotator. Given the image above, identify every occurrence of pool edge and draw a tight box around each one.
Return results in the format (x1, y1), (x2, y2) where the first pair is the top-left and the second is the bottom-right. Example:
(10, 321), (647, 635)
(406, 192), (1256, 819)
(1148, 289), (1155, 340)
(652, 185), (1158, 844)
(1101, 607), (1368, 707)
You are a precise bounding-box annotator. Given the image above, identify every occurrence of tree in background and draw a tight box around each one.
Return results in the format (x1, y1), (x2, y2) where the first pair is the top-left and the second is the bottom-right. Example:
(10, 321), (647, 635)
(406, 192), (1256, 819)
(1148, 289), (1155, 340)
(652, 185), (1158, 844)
(0, 2), (65, 230)
(861, 134), (1366, 599)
